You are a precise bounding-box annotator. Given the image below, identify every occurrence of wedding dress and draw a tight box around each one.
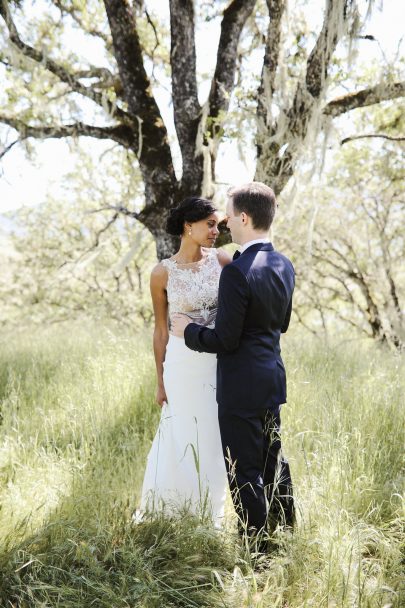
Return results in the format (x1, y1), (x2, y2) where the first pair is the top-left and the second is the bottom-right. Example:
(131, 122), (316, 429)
(137, 248), (227, 524)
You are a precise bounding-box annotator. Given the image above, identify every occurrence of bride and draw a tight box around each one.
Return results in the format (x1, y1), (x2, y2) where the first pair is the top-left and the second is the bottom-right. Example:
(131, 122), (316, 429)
(137, 196), (232, 524)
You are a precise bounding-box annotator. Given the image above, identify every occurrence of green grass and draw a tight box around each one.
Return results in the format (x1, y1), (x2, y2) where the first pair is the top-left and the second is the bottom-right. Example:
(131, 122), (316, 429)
(0, 323), (403, 607)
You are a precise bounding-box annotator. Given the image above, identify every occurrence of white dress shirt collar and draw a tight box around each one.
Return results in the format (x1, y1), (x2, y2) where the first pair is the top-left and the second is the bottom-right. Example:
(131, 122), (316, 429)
(240, 238), (269, 253)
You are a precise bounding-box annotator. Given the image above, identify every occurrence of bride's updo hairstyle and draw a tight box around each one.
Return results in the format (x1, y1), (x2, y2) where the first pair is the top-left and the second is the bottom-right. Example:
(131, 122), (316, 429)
(166, 196), (217, 236)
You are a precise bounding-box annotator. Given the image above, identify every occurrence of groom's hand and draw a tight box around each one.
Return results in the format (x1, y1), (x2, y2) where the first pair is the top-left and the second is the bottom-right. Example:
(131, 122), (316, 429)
(171, 313), (191, 337)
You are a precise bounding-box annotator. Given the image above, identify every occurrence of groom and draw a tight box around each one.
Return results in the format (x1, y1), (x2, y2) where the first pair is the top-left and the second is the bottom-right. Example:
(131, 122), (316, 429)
(172, 182), (295, 547)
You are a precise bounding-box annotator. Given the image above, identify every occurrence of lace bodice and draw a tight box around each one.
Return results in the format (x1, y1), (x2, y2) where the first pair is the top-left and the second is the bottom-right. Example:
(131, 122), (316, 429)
(162, 248), (221, 328)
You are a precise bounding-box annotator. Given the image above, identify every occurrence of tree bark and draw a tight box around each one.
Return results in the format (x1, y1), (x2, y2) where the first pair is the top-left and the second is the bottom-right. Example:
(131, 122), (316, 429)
(169, 0), (203, 195)
(103, 0), (178, 224)
(205, 0), (257, 184)
(254, 0), (405, 195)
(324, 81), (405, 118)
(1, 0), (405, 257)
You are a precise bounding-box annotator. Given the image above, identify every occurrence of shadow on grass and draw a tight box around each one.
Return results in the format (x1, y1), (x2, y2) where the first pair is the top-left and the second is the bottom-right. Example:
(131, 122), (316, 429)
(0, 381), (237, 608)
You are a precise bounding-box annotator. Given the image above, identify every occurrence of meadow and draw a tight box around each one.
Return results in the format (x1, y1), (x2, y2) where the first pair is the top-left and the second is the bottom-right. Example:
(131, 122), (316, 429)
(0, 322), (403, 607)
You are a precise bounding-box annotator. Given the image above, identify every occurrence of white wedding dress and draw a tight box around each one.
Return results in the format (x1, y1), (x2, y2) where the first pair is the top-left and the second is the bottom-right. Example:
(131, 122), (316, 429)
(138, 248), (227, 524)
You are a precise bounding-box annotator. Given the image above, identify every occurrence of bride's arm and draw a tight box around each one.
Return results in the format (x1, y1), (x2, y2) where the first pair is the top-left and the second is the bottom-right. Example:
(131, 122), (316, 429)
(150, 263), (169, 407)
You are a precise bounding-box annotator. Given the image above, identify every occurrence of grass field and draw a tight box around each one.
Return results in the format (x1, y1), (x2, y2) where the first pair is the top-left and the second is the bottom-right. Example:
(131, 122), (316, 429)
(0, 322), (403, 607)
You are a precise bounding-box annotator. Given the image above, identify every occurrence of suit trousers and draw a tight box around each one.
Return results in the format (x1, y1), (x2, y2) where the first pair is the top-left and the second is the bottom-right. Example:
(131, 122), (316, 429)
(218, 406), (294, 537)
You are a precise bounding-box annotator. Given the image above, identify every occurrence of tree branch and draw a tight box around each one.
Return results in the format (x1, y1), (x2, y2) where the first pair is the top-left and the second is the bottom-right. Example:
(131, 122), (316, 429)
(0, 0), (128, 121)
(92, 212), (119, 250)
(341, 133), (405, 145)
(86, 204), (139, 220)
(257, 0), (286, 128)
(208, 0), (257, 130)
(72, 67), (115, 81)
(51, 0), (113, 50)
(292, 306), (319, 336)
(287, 0), (352, 135)
(323, 81), (405, 118)
(169, 0), (201, 189)
(103, 0), (177, 208)
(0, 115), (137, 148)
(0, 137), (19, 160)
(305, 0), (350, 99)
(144, 8), (160, 56)
(255, 0), (358, 193)
(58, 212), (122, 271)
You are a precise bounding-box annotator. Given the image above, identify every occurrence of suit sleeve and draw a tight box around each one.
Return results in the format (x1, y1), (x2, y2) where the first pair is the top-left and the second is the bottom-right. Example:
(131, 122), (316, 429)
(281, 296), (292, 333)
(184, 263), (249, 354)
(281, 262), (295, 333)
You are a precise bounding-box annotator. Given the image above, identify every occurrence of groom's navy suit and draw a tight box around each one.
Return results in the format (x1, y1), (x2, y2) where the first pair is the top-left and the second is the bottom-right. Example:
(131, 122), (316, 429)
(185, 242), (295, 536)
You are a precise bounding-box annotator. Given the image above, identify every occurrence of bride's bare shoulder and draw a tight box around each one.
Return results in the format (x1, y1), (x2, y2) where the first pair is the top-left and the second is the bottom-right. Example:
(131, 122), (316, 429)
(150, 261), (169, 286)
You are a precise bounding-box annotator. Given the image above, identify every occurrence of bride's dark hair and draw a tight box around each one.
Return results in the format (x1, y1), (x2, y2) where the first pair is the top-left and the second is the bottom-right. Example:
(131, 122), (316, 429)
(166, 196), (217, 236)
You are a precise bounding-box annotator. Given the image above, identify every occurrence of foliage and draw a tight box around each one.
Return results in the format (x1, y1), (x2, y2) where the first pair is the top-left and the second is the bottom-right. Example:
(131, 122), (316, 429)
(1, 103), (404, 348)
(276, 102), (405, 349)
(1, 0), (404, 259)
(0, 145), (156, 327)
(0, 323), (404, 606)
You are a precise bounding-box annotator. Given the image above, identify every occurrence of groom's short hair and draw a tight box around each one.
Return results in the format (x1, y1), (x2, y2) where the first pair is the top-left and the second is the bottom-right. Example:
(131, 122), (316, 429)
(228, 182), (276, 231)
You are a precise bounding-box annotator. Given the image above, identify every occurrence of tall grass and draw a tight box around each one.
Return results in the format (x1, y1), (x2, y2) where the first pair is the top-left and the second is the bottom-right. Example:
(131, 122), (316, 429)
(0, 323), (403, 607)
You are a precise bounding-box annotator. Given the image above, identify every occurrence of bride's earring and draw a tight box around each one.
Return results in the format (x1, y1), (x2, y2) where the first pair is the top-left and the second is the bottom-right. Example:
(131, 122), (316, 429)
(188, 229), (192, 236)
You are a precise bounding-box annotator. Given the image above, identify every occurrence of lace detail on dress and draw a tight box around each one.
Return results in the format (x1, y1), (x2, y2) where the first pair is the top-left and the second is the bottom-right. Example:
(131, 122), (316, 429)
(162, 248), (221, 328)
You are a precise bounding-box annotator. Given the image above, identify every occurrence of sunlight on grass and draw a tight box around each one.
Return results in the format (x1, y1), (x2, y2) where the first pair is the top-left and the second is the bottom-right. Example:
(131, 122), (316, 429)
(0, 448), (74, 535)
(0, 323), (403, 607)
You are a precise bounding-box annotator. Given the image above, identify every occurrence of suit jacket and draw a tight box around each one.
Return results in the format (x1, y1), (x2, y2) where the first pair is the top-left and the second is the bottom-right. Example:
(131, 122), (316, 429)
(184, 242), (295, 413)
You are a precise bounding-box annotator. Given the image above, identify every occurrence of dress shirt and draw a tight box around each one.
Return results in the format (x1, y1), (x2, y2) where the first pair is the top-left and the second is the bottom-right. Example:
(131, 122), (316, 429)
(240, 238), (269, 253)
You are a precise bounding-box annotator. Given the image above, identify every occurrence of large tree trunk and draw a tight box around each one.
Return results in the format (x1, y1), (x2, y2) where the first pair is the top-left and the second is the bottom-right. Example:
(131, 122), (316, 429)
(0, 0), (256, 258)
(103, 0), (256, 258)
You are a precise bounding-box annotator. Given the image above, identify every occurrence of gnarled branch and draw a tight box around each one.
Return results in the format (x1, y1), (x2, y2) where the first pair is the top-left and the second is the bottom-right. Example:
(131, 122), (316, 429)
(51, 0), (113, 50)
(341, 133), (405, 145)
(257, 0), (286, 128)
(324, 81), (405, 118)
(169, 0), (201, 190)
(305, 0), (350, 99)
(0, 0), (128, 122)
(208, 0), (257, 131)
(0, 137), (19, 160)
(0, 115), (137, 148)
(103, 0), (176, 208)
(289, 0), (352, 134)
(87, 204), (139, 220)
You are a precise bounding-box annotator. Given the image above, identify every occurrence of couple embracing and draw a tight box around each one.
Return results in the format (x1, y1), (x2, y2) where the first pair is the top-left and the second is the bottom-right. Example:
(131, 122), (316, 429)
(138, 182), (295, 551)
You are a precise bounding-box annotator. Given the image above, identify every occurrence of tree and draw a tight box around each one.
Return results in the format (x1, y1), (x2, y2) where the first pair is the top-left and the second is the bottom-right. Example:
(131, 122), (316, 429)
(1, 0), (404, 258)
(0, 146), (156, 327)
(277, 103), (405, 350)
(254, 0), (405, 193)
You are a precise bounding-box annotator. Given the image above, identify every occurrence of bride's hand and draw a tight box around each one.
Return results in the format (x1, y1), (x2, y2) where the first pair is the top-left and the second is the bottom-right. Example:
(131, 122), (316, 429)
(171, 313), (191, 337)
(156, 385), (168, 407)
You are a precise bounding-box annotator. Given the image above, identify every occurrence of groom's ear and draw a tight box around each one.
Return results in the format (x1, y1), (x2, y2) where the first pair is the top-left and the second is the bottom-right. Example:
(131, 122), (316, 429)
(241, 211), (248, 225)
